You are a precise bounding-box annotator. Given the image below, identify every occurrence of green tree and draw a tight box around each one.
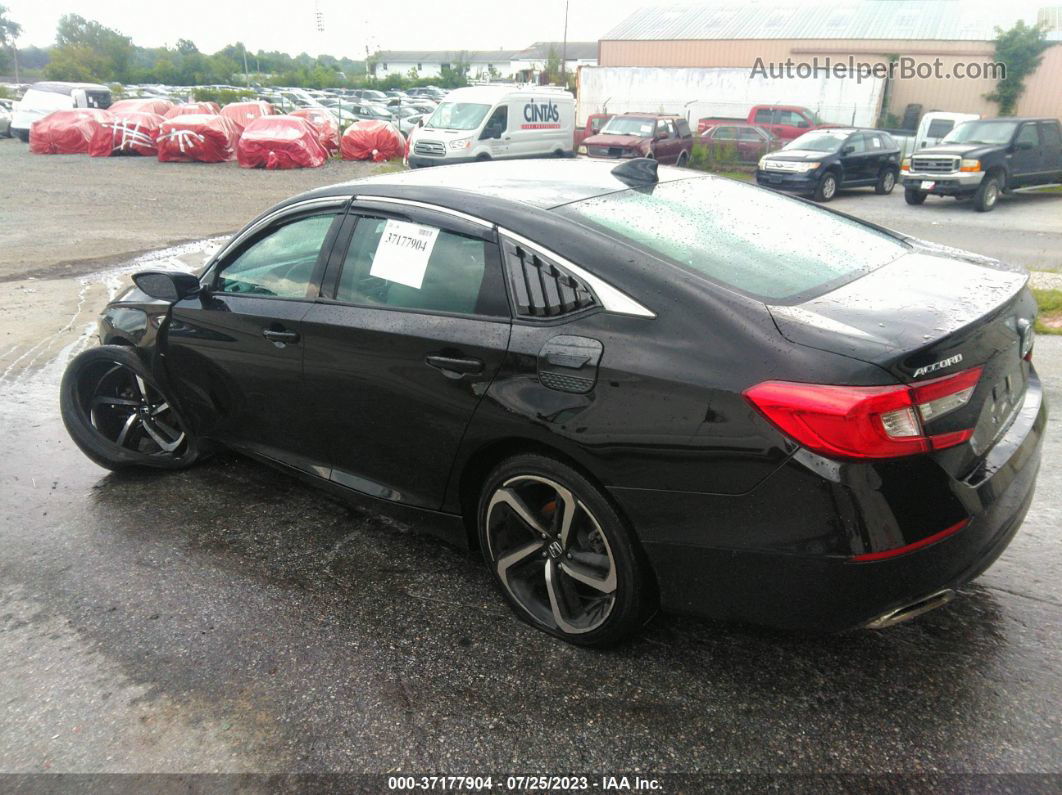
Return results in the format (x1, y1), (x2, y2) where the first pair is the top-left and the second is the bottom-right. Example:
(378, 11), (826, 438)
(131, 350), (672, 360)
(0, 4), (22, 74)
(545, 46), (562, 83)
(438, 52), (470, 88)
(985, 21), (1051, 115)
(47, 14), (133, 82)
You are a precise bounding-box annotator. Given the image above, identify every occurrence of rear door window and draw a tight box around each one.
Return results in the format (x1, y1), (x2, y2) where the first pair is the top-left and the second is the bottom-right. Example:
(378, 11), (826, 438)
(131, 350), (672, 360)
(334, 217), (507, 317)
(1041, 122), (1062, 148)
(1016, 123), (1040, 147)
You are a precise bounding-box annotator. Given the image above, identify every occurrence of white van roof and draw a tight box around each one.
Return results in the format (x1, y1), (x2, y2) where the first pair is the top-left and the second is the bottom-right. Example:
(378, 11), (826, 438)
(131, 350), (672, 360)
(441, 85), (574, 104)
(30, 81), (111, 95)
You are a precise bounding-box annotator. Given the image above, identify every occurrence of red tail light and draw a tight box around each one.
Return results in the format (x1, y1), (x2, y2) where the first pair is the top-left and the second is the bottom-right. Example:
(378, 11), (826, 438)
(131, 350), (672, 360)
(744, 367), (983, 460)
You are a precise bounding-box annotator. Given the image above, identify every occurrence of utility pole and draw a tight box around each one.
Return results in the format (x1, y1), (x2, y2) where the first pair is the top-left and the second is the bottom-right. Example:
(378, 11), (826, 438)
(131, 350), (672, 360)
(561, 0), (569, 84)
(242, 46), (249, 86)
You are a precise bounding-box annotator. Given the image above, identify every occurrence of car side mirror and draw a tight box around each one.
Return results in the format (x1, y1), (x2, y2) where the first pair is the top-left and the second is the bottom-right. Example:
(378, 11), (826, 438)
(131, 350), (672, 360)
(797, 121), (810, 128)
(841, 145), (854, 155)
(132, 271), (201, 302)
(655, 131), (668, 140)
(1015, 140), (1035, 151)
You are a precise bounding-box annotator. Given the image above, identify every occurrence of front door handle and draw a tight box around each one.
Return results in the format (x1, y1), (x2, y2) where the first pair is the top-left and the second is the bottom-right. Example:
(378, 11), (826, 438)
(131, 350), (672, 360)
(262, 328), (300, 343)
(425, 353), (484, 376)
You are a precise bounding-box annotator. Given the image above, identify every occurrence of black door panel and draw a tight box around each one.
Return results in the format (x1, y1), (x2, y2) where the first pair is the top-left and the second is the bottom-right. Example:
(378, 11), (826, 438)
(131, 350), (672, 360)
(166, 295), (312, 462)
(300, 305), (510, 509)
(162, 208), (344, 467)
(300, 208), (512, 510)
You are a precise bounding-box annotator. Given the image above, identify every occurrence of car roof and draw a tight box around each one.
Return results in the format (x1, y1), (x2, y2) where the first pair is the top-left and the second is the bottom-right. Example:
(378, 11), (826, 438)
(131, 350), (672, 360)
(619, 112), (683, 120)
(287, 159), (697, 216)
(443, 85), (574, 103)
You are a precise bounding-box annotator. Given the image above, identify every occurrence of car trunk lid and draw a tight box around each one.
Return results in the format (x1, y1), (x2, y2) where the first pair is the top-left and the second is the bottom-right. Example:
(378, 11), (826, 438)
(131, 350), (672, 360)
(767, 248), (1035, 473)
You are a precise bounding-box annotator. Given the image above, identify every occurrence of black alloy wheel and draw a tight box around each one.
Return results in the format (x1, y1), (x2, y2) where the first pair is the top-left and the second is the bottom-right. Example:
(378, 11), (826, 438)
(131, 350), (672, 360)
(479, 454), (651, 645)
(60, 345), (199, 470)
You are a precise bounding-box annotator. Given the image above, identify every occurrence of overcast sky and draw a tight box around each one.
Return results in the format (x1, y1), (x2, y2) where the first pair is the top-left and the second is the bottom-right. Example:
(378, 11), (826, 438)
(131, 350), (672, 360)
(4, 0), (1047, 57)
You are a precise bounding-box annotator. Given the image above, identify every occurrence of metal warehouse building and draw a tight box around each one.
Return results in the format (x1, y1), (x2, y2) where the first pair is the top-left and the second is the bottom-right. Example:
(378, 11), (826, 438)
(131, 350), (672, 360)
(600, 1), (1062, 121)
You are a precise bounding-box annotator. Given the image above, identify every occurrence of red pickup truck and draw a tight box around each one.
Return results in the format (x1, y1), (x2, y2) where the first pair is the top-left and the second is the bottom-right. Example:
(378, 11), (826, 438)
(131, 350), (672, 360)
(698, 105), (838, 142)
(573, 113), (613, 148)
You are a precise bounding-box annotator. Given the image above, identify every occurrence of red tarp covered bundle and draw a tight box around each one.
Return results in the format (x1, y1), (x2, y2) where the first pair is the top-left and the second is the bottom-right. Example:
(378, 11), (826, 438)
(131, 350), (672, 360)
(89, 111), (166, 157)
(341, 120), (407, 162)
(157, 114), (240, 163)
(290, 108), (339, 153)
(221, 100), (274, 133)
(29, 109), (113, 154)
(109, 98), (174, 116)
(164, 101), (221, 119)
(237, 115), (329, 169)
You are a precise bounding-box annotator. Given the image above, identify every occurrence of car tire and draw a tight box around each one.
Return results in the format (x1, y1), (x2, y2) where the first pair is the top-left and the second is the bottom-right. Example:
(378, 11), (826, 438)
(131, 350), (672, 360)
(475, 152), (491, 162)
(477, 453), (654, 646)
(813, 172), (838, 202)
(676, 151), (689, 167)
(16, 128), (29, 143)
(60, 345), (201, 471)
(904, 187), (927, 205)
(973, 174), (1001, 212)
(875, 168), (897, 195)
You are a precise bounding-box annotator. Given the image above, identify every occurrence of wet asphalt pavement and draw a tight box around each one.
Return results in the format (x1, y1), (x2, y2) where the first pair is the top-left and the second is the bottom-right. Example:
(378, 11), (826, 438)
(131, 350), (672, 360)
(0, 268), (1060, 780)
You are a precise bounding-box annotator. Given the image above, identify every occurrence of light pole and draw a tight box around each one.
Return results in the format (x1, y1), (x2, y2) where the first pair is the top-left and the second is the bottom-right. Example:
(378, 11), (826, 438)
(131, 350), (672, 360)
(560, 0), (569, 84)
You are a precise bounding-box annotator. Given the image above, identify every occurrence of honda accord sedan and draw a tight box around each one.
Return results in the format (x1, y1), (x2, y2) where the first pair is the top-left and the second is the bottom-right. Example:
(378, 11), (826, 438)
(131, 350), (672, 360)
(61, 158), (1046, 645)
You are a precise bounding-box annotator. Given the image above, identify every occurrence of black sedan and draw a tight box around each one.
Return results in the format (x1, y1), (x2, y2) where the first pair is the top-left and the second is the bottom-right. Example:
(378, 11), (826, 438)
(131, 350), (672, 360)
(756, 128), (901, 201)
(61, 159), (1045, 645)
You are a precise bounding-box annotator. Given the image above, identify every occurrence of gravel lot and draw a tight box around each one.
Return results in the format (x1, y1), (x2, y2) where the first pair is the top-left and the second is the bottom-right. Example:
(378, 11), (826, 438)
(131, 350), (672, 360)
(0, 138), (376, 281)
(0, 139), (1059, 783)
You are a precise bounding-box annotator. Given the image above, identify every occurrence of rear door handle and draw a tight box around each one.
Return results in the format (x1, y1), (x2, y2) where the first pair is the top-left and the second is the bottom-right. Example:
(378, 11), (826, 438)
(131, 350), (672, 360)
(262, 328), (300, 343)
(425, 354), (484, 376)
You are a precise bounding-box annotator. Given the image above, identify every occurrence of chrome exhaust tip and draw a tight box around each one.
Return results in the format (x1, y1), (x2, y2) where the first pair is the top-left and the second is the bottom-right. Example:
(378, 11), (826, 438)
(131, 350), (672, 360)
(865, 589), (955, 630)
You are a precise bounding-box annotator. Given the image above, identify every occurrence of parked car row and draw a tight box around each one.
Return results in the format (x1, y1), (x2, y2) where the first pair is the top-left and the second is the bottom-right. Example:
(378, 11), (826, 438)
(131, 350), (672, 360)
(6, 81), (450, 145)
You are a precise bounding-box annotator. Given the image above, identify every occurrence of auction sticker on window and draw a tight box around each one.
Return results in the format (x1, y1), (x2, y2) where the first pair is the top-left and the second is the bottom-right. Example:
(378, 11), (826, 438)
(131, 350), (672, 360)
(370, 219), (440, 289)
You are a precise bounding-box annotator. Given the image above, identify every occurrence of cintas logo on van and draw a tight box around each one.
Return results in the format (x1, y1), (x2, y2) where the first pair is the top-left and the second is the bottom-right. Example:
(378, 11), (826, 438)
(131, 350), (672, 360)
(522, 100), (560, 130)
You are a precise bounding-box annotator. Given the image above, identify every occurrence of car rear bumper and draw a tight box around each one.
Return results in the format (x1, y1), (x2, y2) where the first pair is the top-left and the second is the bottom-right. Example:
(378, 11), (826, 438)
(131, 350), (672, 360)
(619, 370), (1046, 632)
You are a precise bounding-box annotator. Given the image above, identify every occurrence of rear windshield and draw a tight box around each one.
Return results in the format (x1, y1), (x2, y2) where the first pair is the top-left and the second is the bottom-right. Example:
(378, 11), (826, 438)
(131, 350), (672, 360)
(556, 177), (907, 302)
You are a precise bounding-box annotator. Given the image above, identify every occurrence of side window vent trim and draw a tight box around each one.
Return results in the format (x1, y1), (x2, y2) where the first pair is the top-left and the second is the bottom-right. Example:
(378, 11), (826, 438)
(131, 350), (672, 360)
(508, 242), (596, 318)
(499, 229), (655, 319)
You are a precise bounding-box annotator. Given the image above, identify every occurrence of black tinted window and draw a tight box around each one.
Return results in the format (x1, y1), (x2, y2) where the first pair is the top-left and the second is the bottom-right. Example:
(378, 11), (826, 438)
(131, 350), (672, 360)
(925, 119), (954, 138)
(219, 214), (336, 297)
(336, 217), (504, 316)
(1042, 122), (1062, 148)
(1016, 124), (1040, 147)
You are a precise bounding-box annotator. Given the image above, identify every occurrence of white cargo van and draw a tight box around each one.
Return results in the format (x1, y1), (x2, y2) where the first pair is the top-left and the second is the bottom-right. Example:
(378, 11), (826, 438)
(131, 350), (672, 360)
(914, 111), (980, 151)
(407, 86), (575, 168)
(11, 81), (113, 142)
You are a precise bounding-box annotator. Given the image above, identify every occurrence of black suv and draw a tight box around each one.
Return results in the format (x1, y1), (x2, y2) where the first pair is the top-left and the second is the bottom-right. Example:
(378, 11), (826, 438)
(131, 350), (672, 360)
(755, 128), (900, 202)
(902, 118), (1062, 211)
